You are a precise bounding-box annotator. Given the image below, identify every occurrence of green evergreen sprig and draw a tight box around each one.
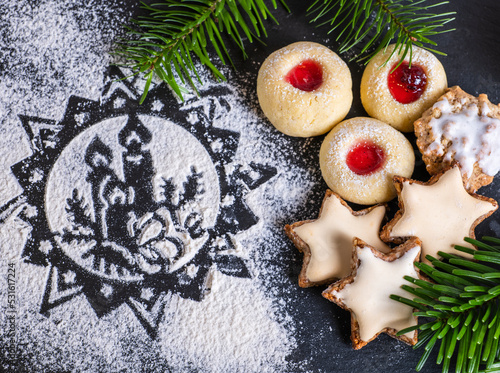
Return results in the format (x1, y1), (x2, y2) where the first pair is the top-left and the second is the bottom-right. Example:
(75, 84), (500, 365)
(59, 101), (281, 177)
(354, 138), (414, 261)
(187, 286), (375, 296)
(115, 0), (287, 103)
(307, 0), (455, 65)
(391, 237), (500, 373)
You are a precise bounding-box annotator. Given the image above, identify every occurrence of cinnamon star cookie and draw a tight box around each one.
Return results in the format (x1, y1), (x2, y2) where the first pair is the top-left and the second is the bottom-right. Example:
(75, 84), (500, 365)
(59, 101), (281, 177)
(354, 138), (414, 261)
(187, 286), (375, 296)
(323, 237), (422, 350)
(285, 190), (389, 287)
(381, 165), (498, 263)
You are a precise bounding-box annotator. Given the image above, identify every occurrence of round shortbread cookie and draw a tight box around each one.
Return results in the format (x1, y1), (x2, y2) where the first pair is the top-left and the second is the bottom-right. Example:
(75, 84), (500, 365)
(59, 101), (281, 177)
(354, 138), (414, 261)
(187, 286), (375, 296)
(360, 44), (447, 132)
(320, 117), (415, 205)
(257, 41), (353, 137)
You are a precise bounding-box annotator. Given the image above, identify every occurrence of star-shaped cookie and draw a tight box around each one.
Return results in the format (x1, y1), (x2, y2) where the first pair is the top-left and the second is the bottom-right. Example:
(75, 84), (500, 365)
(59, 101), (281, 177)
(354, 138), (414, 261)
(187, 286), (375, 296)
(323, 237), (422, 350)
(381, 165), (498, 263)
(285, 190), (390, 287)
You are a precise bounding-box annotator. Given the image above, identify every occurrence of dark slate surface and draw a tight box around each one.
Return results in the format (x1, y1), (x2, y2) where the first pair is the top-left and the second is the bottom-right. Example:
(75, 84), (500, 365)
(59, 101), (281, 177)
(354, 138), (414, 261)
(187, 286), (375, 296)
(226, 1), (500, 372)
(11, 0), (500, 372)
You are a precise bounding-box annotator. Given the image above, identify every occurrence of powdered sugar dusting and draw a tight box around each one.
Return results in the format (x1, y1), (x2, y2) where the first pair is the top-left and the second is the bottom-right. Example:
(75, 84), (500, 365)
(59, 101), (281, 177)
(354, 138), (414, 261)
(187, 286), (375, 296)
(158, 273), (293, 372)
(365, 46), (442, 111)
(0, 0), (130, 205)
(256, 41), (352, 137)
(0, 0), (128, 121)
(361, 44), (447, 132)
(320, 117), (414, 204)
(0, 1), (316, 372)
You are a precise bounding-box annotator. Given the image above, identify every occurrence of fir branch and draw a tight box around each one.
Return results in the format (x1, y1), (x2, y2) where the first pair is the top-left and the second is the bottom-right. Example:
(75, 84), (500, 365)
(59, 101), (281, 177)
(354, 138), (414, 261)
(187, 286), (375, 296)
(115, 0), (287, 103)
(393, 237), (500, 373)
(307, 0), (455, 66)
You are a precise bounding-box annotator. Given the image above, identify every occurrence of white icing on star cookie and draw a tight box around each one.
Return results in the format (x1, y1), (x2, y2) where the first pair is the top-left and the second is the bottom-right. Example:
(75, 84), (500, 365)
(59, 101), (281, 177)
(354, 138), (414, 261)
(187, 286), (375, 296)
(285, 190), (389, 287)
(381, 165), (498, 263)
(323, 238), (421, 349)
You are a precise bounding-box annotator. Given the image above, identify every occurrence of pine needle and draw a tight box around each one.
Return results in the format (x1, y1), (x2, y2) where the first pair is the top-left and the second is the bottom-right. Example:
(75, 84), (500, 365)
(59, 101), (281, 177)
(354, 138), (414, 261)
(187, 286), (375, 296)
(395, 237), (500, 373)
(115, 0), (287, 103)
(307, 0), (455, 66)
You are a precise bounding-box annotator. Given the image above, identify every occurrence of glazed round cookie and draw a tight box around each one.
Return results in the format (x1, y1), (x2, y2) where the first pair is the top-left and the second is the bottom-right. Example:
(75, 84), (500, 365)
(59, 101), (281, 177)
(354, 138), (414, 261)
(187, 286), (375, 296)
(320, 117), (415, 205)
(360, 44), (447, 132)
(257, 41), (352, 137)
(415, 86), (500, 192)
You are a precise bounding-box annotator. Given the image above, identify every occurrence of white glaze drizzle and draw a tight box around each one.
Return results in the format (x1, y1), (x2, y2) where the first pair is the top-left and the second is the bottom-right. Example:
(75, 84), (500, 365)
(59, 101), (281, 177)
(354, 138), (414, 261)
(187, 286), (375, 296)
(426, 97), (500, 177)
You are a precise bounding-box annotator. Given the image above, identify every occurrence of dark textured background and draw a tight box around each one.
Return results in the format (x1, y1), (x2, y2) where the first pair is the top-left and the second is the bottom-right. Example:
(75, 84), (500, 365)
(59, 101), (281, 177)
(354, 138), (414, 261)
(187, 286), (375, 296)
(225, 1), (500, 372)
(126, 0), (500, 371)
(7, 0), (499, 372)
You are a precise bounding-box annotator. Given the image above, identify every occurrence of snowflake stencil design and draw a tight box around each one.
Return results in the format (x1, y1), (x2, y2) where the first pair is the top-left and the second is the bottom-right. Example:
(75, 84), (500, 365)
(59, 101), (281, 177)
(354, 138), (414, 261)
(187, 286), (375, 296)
(3, 67), (276, 337)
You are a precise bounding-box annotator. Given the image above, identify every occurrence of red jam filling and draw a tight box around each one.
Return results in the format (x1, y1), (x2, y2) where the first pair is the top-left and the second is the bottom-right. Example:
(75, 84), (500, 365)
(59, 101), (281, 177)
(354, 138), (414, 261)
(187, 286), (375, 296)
(388, 62), (427, 104)
(285, 60), (323, 92)
(346, 141), (386, 176)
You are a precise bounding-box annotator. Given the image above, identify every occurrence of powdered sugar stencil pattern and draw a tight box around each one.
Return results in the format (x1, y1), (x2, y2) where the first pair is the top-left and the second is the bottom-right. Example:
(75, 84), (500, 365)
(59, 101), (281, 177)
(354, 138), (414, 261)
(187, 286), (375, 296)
(0, 1), (322, 371)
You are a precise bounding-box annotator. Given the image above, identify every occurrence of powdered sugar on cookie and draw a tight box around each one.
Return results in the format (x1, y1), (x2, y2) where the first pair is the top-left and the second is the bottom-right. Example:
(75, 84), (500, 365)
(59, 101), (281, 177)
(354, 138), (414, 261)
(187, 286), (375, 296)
(257, 42), (352, 137)
(360, 44), (447, 132)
